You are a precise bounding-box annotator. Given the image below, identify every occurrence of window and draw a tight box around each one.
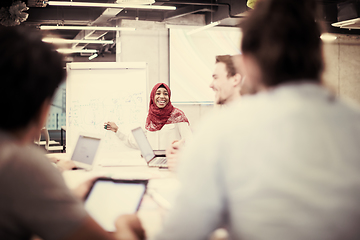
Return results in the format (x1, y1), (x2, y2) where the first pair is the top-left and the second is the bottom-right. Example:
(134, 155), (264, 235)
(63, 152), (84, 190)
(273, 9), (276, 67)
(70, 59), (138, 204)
(169, 25), (242, 103)
(47, 81), (66, 130)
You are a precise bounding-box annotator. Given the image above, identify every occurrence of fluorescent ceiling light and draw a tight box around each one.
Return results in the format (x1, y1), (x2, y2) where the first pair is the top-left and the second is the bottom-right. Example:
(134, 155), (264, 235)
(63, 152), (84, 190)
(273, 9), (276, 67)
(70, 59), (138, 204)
(117, 0), (155, 3)
(320, 33), (337, 42)
(331, 17), (360, 29)
(57, 48), (98, 54)
(40, 25), (135, 31)
(187, 21), (221, 36)
(47, 1), (176, 10)
(88, 53), (99, 60)
(43, 38), (114, 44)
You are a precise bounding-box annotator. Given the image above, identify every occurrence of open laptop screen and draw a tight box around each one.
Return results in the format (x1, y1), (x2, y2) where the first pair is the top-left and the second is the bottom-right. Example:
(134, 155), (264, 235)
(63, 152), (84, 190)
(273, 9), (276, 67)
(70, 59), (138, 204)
(131, 127), (155, 163)
(71, 134), (101, 165)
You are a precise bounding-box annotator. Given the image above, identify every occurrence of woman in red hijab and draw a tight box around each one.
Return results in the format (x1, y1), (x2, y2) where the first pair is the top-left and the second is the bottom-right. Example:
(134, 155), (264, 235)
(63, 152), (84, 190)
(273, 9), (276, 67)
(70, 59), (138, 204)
(104, 83), (192, 150)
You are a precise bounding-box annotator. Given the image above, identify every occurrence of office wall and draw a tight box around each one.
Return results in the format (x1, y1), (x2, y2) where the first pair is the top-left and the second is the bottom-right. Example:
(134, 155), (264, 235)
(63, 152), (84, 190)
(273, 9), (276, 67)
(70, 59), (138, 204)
(323, 35), (360, 104)
(117, 17), (215, 127)
(117, 20), (169, 89)
(116, 21), (360, 127)
(172, 103), (215, 131)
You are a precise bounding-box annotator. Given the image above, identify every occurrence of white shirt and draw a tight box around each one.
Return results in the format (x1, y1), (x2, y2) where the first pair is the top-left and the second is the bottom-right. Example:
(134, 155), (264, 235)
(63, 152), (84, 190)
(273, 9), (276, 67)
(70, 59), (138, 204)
(153, 83), (360, 240)
(116, 122), (192, 150)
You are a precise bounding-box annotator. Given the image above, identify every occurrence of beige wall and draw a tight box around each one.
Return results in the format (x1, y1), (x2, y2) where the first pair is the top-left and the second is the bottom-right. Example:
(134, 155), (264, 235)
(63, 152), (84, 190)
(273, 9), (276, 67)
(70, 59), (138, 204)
(117, 18), (215, 128)
(117, 20), (169, 90)
(116, 21), (360, 127)
(173, 103), (215, 131)
(323, 35), (360, 104)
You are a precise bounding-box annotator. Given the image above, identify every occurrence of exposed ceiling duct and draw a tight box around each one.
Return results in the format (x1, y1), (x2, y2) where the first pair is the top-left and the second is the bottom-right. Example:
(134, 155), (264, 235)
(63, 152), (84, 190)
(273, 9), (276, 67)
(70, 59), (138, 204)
(0, 0), (356, 56)
(331, 0), (360, 30)
(71, 8), (123, 50)
(320, 0), (360, 35)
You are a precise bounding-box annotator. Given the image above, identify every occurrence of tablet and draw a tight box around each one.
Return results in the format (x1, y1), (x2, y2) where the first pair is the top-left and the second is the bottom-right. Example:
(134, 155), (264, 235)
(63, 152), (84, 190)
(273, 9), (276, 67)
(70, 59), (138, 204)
(84, 177), (148, 232)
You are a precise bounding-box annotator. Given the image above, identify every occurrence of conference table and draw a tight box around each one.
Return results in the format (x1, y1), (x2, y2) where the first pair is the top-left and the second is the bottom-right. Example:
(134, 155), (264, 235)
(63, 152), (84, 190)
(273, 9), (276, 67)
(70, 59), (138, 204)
(47, 152), (180, 239)
(47, 151), (227, 240)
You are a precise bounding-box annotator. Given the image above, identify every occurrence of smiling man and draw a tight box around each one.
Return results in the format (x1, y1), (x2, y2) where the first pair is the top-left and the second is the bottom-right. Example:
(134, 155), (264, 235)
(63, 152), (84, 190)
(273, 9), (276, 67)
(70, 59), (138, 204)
(166, 55), (245, 171)
(209, 55), (244, 105)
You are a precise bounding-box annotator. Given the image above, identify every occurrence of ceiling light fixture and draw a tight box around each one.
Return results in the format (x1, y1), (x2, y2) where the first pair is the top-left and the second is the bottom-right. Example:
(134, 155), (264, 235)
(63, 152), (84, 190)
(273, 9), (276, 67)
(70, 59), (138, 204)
(40, 25), (135, 31)
(56, 48), (98, 54)
(43, 38), (114, 44)
(46, 1), (176, 10)
(246, 0), (257, 9)
(332, 17), (360, 29)
(320, 33), (337, 42)
(186, 21), (221, 36)
(116, 0), (155, 3)
(88, 53), (99, 60)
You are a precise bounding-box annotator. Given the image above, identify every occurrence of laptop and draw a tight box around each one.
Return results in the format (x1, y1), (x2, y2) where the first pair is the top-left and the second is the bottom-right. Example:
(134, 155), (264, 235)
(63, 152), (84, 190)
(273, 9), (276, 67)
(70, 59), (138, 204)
(71, 133), (101, 170)
(131, 127), (168, 168)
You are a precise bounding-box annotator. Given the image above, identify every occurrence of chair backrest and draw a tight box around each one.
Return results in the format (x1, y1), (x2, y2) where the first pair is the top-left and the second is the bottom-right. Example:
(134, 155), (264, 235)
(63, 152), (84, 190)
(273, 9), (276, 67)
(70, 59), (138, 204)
(34, 127), (49, 151)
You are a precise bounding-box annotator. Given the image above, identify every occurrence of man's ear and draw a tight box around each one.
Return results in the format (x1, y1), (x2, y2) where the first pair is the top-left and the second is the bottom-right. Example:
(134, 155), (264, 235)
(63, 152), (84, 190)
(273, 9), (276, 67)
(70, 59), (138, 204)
(232, 73), (243, 87)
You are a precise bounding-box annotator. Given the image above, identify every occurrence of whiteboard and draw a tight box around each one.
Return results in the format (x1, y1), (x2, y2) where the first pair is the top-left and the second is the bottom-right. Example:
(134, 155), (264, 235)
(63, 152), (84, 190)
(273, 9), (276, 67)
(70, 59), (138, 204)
(66, 62), (148, 157)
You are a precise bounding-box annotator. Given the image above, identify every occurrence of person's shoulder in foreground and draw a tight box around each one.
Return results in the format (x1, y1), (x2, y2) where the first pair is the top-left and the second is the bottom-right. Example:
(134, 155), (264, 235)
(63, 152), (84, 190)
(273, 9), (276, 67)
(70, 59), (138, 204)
(151, 0), (360, 238)
(0, 26), (142, 240)
(0, 131), (89, 240)
(154, 82), (360, 240)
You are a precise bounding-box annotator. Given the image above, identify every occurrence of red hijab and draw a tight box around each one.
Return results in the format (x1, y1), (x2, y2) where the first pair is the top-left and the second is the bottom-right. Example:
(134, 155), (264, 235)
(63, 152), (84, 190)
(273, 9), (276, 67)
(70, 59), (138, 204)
(145, 83), (189, 131)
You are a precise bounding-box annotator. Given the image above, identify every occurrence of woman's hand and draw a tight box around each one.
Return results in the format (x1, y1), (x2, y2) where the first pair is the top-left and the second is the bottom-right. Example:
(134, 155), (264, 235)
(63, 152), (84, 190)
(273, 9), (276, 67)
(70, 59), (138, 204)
(104, 121), (118, 133)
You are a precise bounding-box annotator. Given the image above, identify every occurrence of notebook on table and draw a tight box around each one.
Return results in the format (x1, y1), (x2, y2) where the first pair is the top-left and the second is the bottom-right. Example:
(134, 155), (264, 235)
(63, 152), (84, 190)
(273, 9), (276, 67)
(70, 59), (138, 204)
(71, 133), (101, 171)
(131, 127), (168, 168)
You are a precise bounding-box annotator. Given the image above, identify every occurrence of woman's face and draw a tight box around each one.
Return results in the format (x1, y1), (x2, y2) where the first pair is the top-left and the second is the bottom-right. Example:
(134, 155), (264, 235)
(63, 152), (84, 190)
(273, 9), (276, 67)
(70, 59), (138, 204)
(154, 87), (169, 108)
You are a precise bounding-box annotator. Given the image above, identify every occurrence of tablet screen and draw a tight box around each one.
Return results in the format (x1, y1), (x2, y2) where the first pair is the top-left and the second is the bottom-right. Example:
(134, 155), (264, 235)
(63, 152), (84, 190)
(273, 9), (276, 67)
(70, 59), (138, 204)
(84, 178), (147, 232)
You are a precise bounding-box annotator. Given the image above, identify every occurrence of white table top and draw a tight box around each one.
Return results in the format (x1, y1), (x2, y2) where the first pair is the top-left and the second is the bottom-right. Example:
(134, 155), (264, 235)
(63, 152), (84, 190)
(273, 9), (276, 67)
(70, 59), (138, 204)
(47, 152), (179, 239)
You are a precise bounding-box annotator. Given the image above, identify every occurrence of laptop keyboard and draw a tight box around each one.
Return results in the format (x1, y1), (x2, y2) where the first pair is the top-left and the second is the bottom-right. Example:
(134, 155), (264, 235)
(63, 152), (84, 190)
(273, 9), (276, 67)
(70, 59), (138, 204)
(150, 157), (167, 167)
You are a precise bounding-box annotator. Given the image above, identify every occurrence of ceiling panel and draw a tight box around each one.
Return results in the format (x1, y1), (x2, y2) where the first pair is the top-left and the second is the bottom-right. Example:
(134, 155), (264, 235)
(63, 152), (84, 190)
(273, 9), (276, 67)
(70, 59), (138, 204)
(1, 0), (360, 57)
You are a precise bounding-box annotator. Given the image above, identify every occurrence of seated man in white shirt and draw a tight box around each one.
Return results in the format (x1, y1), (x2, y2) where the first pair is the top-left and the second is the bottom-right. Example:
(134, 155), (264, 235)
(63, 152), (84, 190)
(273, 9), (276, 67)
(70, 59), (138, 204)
(116, 0), (360, 239)
(166, 54), (245, 171)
